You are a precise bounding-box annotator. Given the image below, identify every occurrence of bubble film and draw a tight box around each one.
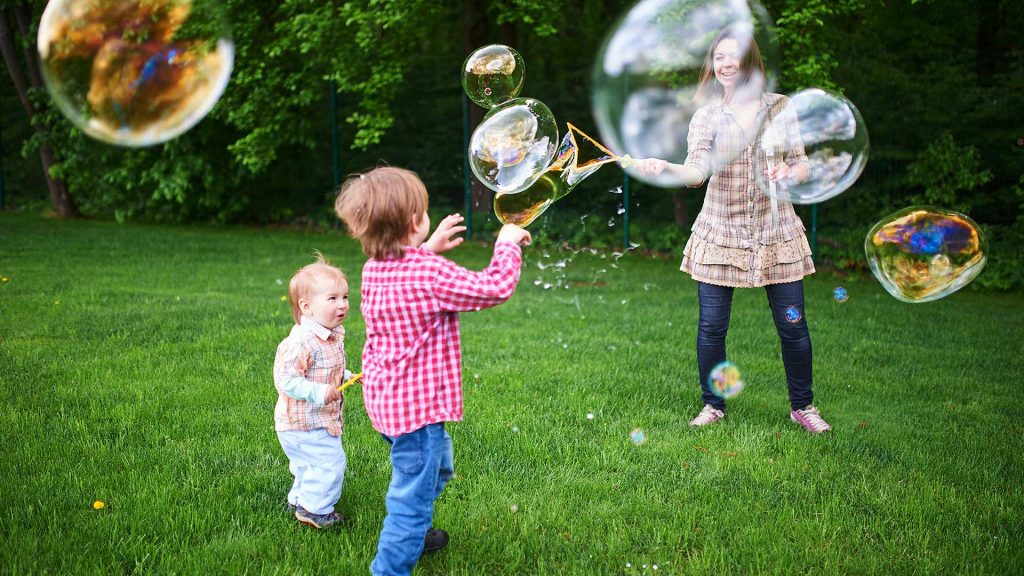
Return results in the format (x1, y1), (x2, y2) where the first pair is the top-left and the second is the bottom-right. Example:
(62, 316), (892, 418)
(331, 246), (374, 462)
(462, 45), (525, 109)
(38, 0), (234, 147)
(469, 98), (557, 194)
(629, 428), (648, 445)
(592, 0), (778, 187)
(708, 361), (744, 398)
(755, 88), (869, 204)
(865, 206), (987, 303)
(832, 286), (848, 303)
(493, 124), (619, 227)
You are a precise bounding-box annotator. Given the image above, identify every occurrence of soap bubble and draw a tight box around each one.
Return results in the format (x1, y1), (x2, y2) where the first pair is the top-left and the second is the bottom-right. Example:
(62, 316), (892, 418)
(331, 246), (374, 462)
(708, 361), (744, 398)
(865, 206), (987, 303)
(38, 0), (234, 147)
(629, 428), (648, 445)
(784, 305), (802, 323)
(463, 44), (525, 109)
(469, 98), (558, 194)
(755, 88), (869, 204)
(832, 286), (848, 303)
(592, 0), (778, 187)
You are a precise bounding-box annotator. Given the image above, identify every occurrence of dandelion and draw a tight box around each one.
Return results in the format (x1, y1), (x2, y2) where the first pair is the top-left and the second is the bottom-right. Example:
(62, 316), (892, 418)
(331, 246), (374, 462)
(1, 276), (9, 283)
(280, 295), (287, 302)
(93, 500), (105, 510)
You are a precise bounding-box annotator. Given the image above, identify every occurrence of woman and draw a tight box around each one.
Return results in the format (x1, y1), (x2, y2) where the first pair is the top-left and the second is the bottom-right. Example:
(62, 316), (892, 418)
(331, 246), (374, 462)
(634, 26), (831, 433)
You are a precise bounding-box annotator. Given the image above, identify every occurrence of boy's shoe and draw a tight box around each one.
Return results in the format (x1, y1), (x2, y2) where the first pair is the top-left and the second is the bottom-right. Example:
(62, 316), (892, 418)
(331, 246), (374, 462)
(790, 405), (832, 433)
(689, 404), (725, 427)
(422, 527), (449, 554)
(295, 505), (347, 529)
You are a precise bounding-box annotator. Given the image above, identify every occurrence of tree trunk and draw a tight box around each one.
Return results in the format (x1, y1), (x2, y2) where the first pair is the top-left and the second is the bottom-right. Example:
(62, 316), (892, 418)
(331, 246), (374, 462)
(672, 189), (688, 228)
(0, 5), (80, 218)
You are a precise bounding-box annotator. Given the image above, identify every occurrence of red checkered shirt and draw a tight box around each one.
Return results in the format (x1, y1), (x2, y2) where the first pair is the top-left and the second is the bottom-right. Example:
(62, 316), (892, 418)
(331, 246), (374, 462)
(273, 316), (346, 436)
(360, 242), (523, 436)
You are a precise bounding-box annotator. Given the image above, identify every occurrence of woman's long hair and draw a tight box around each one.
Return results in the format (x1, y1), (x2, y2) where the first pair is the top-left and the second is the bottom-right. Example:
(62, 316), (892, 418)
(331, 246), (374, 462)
(693, 26), (767, 105)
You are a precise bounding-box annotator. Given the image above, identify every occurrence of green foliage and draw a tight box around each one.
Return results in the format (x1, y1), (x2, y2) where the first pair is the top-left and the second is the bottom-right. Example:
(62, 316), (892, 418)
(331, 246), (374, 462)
(905, 132), (992, 214)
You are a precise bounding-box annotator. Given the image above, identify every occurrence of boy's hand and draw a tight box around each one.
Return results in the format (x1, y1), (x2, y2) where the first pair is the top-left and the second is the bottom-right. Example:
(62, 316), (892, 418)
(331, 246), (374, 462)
(324, 385), (341, 404)
(423, 214), (467, 254)
(497, 224), (532, 246)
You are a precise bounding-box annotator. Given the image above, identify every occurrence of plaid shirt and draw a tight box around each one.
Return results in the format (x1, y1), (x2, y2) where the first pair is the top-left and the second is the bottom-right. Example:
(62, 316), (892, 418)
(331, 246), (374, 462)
(360, 242), (523, 436)
(273, 316), (346, 436)
(681, 93), (815, 287)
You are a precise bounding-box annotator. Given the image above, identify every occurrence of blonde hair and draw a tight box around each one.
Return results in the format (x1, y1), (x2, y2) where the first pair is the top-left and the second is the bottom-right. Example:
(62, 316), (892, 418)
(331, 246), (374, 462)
(334, 166), (429, 260)
(288, 251), (347, 324)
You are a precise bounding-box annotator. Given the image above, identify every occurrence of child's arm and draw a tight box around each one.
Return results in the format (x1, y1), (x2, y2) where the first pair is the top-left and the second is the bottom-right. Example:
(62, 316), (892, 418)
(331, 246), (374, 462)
(273, 342), (341, 405)
(433, 224), (530, 312)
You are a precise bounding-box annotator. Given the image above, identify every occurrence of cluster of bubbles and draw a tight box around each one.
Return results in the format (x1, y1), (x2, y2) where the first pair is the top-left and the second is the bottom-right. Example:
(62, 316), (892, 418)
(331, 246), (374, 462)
(865, 206), (987, 303)
(708, 361), (744, 398)
(38, 0), (234, 147)
(464, 46), (625, 227)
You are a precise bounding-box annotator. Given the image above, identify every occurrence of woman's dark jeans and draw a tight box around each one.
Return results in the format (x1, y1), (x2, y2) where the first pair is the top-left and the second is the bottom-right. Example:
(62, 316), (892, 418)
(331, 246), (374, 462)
(696, 280), (813, 412)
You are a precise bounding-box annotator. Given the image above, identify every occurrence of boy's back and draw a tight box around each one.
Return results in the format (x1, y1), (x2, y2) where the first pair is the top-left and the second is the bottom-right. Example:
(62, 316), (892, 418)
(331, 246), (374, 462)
(360, 242), (522, 437)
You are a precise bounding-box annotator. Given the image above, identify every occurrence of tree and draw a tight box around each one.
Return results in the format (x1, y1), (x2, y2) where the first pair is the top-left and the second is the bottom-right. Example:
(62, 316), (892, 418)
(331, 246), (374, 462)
(0, 0), (79, 217)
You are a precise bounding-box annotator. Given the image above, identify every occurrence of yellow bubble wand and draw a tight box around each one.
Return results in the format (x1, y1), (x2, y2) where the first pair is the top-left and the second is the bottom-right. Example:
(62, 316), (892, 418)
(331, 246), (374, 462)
(337, 372), (363, 393)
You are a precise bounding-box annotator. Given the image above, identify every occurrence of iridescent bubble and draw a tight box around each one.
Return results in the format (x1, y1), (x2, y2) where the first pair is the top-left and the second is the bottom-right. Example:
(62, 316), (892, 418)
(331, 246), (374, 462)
(866, 206), (987, 303)
(462, 45), (525, 109)
(38, 0), (234, 147)
(592, 0), (779, 187)
(784, 305), (802, 323)
(755, 88), (869, 204)
(469, 98), (557, 194)
(629, 428), (648, 445)
(832, 286), (848, 303)
(708, 361), (744, 398)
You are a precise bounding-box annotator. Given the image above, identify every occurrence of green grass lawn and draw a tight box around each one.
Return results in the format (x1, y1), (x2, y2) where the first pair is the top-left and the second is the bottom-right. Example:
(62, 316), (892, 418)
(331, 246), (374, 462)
(1, 212), (1022, 574)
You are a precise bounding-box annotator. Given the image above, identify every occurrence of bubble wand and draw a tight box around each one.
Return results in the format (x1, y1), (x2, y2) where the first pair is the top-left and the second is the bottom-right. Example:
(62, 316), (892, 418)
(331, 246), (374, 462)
(337, 372), (363, 393)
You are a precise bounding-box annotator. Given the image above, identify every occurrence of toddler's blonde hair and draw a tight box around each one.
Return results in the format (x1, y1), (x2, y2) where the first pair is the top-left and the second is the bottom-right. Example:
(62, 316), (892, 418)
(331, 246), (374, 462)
(334, 166), (429, 260)
(288, 251), (346, 324)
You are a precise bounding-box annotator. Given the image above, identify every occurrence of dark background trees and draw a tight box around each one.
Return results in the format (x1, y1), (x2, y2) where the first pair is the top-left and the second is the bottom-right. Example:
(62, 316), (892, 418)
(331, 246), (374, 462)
(3, 0), (1022, 285)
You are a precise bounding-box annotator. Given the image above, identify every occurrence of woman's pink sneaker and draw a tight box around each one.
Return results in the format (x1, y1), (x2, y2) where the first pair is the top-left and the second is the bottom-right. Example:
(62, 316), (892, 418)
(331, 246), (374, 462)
(790, 405), (832, 433)
(689, 404), (725, 427)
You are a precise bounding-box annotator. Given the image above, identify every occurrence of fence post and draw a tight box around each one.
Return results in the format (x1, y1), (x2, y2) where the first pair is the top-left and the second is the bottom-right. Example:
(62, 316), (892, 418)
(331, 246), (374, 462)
(622, 173), (631, 248)
(462, 93), (472, 239)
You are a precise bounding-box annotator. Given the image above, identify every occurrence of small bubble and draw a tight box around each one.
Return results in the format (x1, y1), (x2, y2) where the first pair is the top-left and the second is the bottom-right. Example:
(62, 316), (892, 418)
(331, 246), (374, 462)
(275, 278), (284, 285)
(511, 425), (519, 433)
(785, 306), (802, 323)
(608, 217), (616, 227)
(620, 299), (627, 305)
(533, 279), (542, 286)
(617, 205), (625, 215)
(629, 428), (647, 445)
(543, 283), (553, 290)
(607, 344), (617, 351)
(586, 412), (595, 420)
(610, 186), (623, 195)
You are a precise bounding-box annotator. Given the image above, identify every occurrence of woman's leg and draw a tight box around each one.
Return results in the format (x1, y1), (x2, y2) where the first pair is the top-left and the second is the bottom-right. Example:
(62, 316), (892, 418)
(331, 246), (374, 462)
(764, 280), (813, 410)
(696, 281), (734, 411)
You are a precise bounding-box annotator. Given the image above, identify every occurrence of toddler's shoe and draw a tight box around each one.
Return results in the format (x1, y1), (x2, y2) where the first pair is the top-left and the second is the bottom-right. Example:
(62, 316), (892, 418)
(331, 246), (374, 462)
(790, 405), (832, 433)
(422, 527), (449, 554)
(286, 502), (297, 513)
(295, 505), (347, 529)
(689, 404), (725, 427)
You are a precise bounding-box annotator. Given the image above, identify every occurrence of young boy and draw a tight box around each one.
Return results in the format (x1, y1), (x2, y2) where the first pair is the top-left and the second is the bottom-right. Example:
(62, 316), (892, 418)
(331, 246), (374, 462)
(273, 253), (353, 529)
(335, 167), (531, 576)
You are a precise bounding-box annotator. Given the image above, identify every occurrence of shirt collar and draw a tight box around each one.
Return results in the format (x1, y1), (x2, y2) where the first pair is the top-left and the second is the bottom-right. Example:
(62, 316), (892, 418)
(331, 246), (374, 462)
(299, 315), (337, 342)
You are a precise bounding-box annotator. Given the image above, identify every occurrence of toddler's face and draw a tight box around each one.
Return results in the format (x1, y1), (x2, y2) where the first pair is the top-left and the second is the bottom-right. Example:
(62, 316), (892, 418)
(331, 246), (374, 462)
(303, 277), (349, 330)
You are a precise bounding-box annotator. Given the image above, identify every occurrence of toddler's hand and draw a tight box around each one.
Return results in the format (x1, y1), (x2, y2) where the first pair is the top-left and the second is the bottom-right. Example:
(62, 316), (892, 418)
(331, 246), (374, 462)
(324, 385), (341, 404)
(423, 213), (467, 254)
(497, 224), (532, 246)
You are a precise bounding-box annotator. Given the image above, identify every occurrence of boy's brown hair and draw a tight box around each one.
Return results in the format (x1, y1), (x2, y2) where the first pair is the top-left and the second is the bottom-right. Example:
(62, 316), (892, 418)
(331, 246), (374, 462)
(288, 251), (346, 324)
(335, 167), (429, 260)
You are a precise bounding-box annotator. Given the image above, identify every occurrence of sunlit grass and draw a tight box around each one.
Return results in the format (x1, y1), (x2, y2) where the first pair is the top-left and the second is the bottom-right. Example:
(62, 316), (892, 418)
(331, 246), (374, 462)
(1, 212), (1021, 574)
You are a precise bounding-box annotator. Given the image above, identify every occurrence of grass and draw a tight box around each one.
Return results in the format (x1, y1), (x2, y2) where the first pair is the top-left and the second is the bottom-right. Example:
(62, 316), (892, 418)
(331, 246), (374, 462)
(1, 211), (1022, 575)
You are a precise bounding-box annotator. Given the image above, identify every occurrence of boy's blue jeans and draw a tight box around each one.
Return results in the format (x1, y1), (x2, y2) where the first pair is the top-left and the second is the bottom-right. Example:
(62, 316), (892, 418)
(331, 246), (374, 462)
(371, 422), (454, 576)
(697, 280), (813, 412)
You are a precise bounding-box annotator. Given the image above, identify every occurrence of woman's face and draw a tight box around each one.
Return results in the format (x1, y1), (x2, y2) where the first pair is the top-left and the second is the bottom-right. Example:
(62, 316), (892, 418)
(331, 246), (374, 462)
(713, 38), (742, 91)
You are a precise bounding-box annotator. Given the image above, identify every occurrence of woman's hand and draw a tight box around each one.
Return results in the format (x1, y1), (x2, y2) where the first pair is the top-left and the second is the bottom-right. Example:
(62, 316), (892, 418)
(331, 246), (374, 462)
(423, 214), (467, 254)
(765, 162), (793, 182)
(627, 157), (668, 178)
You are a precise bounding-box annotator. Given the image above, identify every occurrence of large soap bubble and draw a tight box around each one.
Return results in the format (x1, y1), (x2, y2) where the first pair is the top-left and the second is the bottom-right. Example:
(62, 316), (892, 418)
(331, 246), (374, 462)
(38, 0), (234, 147)
(755, 88), (869, 204)
(865, 206), (987, 303)
(469, 98), (558, 194)
(592, 0), (778, 187)
(463, 44), (525, 109)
